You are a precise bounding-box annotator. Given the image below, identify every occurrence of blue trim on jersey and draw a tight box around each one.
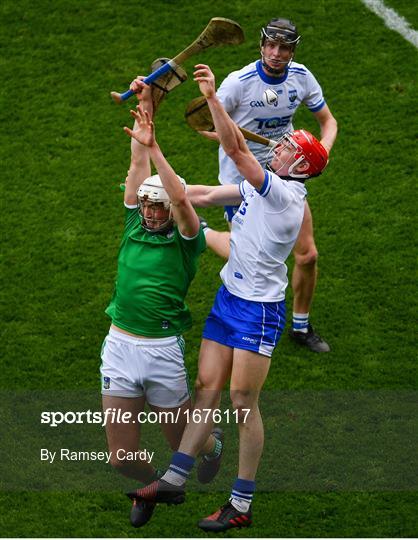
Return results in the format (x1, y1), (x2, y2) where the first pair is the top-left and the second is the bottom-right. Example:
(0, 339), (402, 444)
(239, 181), (245, 199)
(203, 285), (286, 357)
(309, 99), (326, 112)
(310, 97), (324, 108)
(256, 60), (288, 85)
(224, 205), (240, 222)
(239, 69), (258, 81)
(288, 67), (307, 75)
(257, 170), (271, 196)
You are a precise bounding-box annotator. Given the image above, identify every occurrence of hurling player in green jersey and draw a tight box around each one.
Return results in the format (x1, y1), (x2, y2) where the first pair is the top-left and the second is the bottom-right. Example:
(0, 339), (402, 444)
(101, 78), (223, 527)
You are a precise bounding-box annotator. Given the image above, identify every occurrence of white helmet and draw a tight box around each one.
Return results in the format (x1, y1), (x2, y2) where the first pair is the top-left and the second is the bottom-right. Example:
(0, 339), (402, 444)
(136, 174), (187, 232)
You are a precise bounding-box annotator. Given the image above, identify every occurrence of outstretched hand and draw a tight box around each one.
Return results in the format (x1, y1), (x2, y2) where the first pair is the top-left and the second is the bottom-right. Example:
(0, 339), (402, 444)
(193, 64), (216, 99)
(130, 76), (152, 104)
(124, 105), (155, 147)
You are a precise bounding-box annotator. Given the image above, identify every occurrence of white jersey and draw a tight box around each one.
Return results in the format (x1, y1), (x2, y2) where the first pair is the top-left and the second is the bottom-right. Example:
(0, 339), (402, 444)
(217, 60), (325, 184)
(220, 171), (307, 302)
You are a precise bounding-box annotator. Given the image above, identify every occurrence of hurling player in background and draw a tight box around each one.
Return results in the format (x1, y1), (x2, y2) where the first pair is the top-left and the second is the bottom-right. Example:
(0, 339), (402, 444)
(132, 64), (329, 532)
(202, 17), (337, 352)
(100, 78), (223, 527)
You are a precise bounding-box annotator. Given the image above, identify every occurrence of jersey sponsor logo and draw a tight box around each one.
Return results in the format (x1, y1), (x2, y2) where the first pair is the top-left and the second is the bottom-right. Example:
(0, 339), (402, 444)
(250, 100), (265, 107)
(242, 336), (258, 344)
(254, 116), (292, 130)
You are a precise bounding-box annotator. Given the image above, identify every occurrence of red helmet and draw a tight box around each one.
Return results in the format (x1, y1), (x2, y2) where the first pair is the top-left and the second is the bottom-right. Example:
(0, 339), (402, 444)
(269, 130), (329, 179)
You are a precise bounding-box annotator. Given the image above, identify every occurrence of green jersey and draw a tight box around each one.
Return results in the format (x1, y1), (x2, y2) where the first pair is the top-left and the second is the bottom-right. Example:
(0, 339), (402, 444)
(106, 208), (206, 337)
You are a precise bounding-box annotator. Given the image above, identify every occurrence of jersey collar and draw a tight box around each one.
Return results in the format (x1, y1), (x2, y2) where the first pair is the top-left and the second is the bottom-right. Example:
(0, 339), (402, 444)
(269, 170), (306, 183)
(256, 60), (288, 85)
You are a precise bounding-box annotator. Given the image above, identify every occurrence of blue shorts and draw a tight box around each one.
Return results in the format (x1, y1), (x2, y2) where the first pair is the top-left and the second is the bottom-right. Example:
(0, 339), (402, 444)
(203, 285), (286, 357)
(224, 205), (240, 223)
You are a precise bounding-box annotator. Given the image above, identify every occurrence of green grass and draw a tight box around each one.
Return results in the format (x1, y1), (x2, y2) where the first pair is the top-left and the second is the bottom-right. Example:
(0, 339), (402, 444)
(0, 492), (417, 537)
(1, 0), (417, 537)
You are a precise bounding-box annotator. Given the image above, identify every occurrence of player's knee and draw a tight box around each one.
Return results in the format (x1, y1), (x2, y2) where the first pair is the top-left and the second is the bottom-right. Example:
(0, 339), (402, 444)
(230, 390), (253, 423)
(194, 376), (205, 392)
(195, 376), (220, 396)
(294, 247), (318, 268)
(194, 381), (221, 410)
(194, 376), (212, 398)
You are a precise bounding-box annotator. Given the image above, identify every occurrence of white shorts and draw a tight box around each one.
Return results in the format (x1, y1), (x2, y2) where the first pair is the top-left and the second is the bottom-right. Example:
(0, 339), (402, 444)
(100, 328), (190, 408)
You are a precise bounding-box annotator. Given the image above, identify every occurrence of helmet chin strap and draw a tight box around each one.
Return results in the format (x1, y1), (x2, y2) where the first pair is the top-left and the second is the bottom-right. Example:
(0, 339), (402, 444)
(260, 49), (294, 75)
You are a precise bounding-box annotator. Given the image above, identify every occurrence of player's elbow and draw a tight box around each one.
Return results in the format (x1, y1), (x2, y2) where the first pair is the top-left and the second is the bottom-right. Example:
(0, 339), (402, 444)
(294, 246), (318, 268)
(186, 185), (211, 208)
(326, 115), (338, 135)
(329, 115), (338, 134)
(195, 197), (210, 208)
(193, 192), (212, 208)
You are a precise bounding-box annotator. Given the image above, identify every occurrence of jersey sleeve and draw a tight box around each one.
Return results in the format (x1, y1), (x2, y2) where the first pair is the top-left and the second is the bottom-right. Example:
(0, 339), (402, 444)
(302, 69), (326, 113)
(125, 205), (141, 228)
(256, 170), (295, 211)
(124, 206), (140, 233)
(216, 72), (242, 113)
(177, 226), (206, 254)
(176, 226), (206, 279)
(239, 180), (252, 199)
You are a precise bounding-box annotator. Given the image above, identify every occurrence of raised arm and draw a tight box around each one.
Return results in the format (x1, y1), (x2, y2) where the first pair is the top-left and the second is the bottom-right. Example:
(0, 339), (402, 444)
(124, 78), (153, 206)
(193, 64), (265, 191)
(187, 183), (241, 208)
(313, 104), (338, 154)
(125, 102), (200, 238)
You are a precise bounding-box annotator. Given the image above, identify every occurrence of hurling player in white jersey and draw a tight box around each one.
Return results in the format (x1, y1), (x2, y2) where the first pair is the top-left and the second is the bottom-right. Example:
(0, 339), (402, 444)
(204, 18), (338, 353)
(133, 64), (329, 532)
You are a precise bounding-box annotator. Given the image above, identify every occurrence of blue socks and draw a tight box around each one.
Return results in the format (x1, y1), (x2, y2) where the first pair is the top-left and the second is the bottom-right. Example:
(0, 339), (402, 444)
(292, 312), (309, 333)
(230, 478), (255, 512)
(161, 452), (195, 486)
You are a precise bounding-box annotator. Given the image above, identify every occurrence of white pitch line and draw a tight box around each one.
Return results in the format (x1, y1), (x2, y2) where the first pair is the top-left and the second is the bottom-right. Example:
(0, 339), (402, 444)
(361, 0), (418, 48)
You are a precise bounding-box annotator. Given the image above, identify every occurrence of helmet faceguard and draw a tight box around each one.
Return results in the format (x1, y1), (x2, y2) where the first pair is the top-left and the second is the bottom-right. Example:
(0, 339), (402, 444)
(137, 174), (186, 233)
(260, 18), (301, 74)
(266, 130), (329, 179)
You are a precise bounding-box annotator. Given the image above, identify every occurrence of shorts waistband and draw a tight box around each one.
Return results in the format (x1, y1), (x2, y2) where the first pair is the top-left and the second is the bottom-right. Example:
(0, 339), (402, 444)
(108, 328), (179, 347)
